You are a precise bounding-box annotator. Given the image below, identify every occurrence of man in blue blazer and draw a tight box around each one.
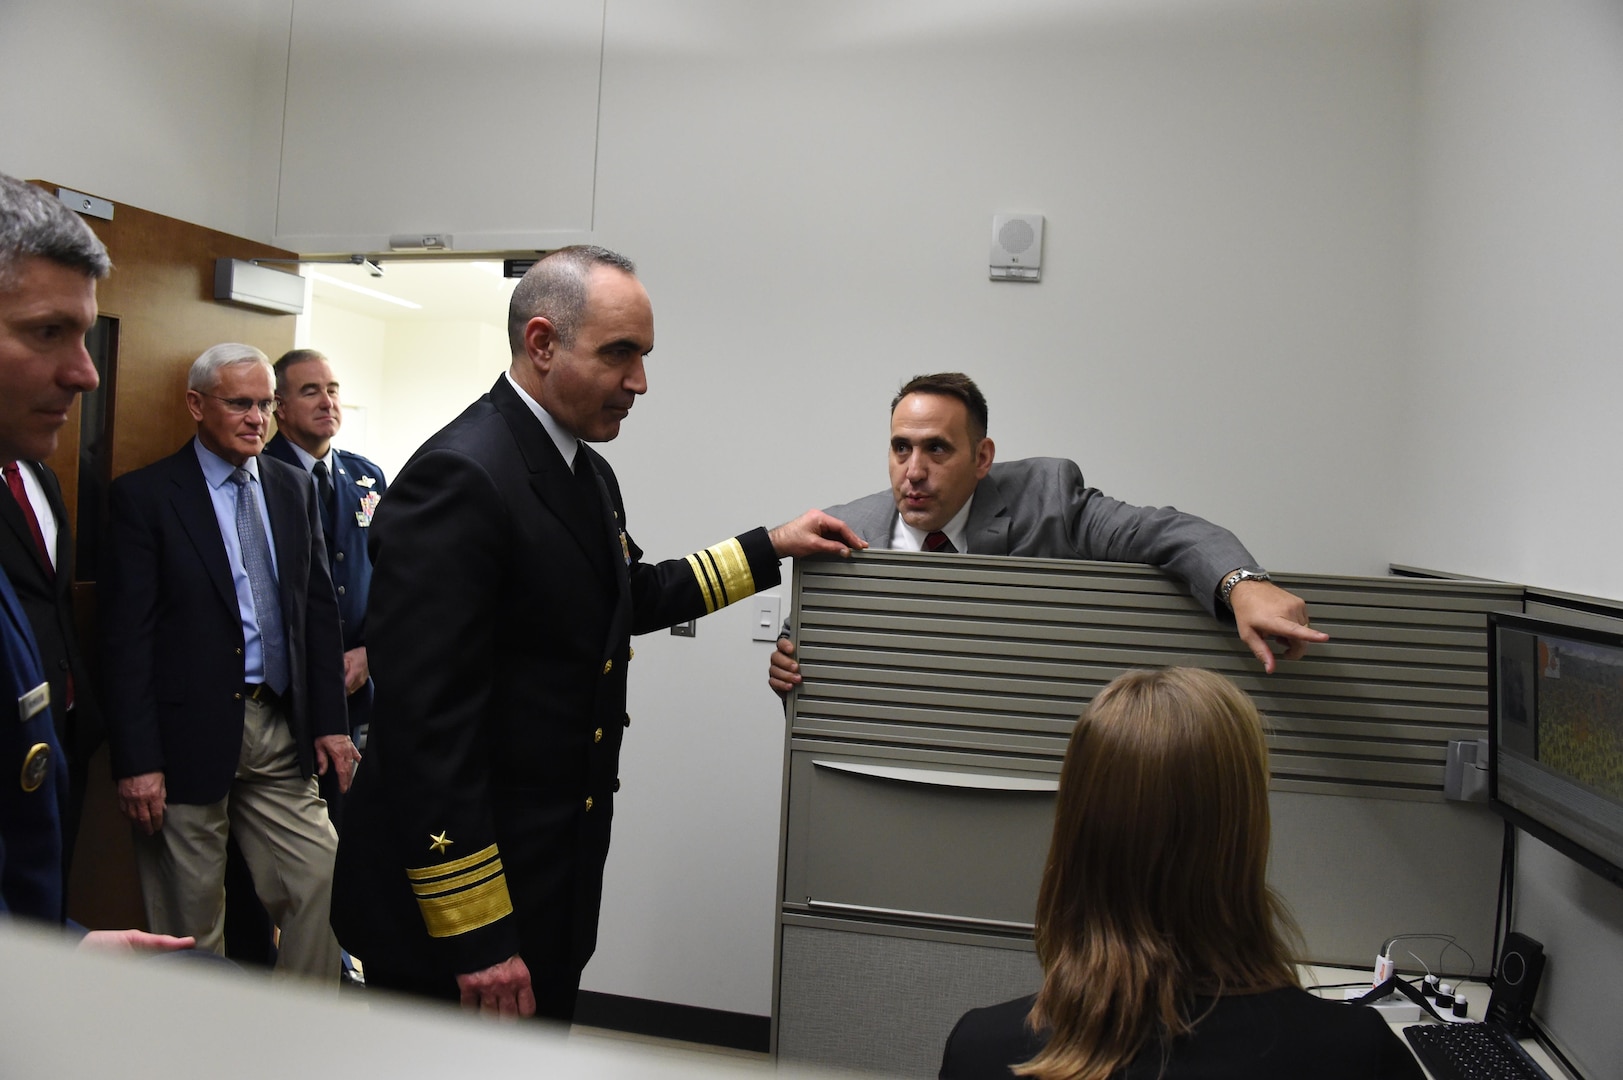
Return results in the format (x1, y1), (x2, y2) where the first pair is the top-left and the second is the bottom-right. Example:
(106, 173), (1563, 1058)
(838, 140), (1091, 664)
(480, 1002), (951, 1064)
(264, 349), (387, 764)
(101, 343), (357, 979)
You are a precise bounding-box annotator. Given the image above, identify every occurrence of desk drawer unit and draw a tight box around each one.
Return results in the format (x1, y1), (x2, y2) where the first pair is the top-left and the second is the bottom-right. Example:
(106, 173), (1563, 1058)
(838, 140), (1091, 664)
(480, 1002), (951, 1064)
(782, 742), (1058, 930)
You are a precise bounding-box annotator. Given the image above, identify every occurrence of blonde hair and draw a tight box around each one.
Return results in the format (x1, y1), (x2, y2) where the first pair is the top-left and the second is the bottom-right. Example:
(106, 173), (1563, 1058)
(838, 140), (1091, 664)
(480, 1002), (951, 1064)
(1019, 668), (1301, 1080)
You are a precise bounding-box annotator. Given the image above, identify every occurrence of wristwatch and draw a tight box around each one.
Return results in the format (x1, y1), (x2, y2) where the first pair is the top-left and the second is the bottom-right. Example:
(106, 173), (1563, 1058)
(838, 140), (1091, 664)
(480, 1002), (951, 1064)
(1219, 567), (1271, 609)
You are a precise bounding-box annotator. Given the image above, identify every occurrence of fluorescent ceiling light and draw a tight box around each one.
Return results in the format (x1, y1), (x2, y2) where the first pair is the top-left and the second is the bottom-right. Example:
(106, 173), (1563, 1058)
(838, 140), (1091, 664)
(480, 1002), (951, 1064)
(306, 269), (422, 309)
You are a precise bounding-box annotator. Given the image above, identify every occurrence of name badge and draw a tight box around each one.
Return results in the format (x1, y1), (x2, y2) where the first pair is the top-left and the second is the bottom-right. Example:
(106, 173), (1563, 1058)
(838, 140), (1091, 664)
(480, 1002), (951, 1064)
(18, 681), (49, 722)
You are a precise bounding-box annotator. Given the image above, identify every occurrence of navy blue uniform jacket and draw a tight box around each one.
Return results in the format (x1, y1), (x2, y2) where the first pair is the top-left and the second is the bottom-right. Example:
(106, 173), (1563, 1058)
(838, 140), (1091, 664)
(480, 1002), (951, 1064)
(1, 564), (66, 920)
(0, 461), (101, 768)
(263, 433), (387, 735)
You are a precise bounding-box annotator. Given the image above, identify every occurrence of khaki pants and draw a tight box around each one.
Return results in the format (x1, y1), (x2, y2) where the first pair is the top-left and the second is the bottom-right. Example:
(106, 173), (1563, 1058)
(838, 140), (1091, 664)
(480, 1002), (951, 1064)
(134, 696), (340, 984)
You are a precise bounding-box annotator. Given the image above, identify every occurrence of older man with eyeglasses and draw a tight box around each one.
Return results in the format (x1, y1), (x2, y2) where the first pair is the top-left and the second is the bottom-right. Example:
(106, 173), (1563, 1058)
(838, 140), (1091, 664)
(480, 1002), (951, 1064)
(100, 342), (356, 982)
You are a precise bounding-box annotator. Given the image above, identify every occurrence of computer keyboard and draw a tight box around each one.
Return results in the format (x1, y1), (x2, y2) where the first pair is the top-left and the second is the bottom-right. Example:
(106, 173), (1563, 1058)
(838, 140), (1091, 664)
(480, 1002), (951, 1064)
(1403, 1022), (1554, 1080)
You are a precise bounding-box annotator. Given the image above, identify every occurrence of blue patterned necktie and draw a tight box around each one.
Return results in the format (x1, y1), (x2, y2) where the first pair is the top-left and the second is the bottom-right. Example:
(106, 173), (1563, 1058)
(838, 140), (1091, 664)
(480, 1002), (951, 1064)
(230, 467), (289, 694)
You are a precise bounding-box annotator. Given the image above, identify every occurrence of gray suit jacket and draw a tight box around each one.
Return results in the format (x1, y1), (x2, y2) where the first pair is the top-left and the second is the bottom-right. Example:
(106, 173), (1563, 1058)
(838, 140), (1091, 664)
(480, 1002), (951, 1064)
(825, 457), (1254, 616)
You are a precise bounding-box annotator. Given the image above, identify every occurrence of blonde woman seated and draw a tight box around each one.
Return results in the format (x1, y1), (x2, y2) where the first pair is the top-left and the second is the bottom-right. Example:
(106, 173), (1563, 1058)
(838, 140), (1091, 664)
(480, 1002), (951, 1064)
(940, 668), (1422, 1080)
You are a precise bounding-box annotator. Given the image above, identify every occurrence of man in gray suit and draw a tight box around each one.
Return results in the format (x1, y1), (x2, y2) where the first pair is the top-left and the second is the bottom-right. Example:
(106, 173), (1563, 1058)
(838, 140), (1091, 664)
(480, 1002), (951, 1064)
(769, 372), (1325, 697)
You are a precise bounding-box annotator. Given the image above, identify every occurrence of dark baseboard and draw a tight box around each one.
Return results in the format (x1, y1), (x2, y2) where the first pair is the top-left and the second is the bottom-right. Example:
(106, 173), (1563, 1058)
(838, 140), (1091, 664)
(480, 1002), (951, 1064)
(573, 990), (770, 1054)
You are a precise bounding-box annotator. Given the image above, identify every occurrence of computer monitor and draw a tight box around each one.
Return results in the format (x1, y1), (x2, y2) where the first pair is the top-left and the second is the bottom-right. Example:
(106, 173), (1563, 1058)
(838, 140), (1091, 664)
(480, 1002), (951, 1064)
(1488, 611), (1623, 889)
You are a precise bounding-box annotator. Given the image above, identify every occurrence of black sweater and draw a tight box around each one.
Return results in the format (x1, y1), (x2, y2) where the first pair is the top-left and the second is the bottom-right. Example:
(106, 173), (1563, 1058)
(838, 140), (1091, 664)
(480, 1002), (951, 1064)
(940, 987), (1424, 1080)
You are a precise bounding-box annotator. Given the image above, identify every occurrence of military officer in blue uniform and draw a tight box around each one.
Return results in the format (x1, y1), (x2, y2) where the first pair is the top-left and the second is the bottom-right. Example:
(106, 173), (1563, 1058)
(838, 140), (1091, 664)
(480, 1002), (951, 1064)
(265, 349), (388, 764)
(1, 173), (192, 955)
(0, 171), (107, 921)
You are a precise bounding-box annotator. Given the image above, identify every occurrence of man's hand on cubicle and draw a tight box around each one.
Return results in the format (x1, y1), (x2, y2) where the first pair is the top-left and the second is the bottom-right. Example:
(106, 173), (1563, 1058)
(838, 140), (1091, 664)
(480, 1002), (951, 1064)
(1230, 580), (1328, 674)
(769, 636), (799, 701)
(767, 509), (868, 560)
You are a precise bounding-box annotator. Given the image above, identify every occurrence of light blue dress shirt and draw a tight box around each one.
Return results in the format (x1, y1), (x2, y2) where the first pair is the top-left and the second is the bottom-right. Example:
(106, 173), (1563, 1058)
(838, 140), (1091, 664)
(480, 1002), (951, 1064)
(193, 439), (280, 684)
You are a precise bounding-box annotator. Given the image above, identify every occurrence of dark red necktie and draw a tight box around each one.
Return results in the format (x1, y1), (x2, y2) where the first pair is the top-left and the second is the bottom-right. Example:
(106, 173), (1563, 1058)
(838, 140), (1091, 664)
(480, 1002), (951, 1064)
(4, 462), (52, 576)
(924, 530), (957, 553)
(4, 461), (72, 708)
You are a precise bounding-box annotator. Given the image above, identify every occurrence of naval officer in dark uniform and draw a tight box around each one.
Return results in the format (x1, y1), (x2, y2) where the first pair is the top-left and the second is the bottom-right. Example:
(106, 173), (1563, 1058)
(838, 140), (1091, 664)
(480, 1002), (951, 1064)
(331, 245), (864, 1020)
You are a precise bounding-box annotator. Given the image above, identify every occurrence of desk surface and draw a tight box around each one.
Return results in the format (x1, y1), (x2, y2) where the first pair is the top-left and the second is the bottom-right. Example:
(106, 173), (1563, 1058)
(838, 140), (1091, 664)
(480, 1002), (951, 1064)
(1303, 967), (1573, 1080)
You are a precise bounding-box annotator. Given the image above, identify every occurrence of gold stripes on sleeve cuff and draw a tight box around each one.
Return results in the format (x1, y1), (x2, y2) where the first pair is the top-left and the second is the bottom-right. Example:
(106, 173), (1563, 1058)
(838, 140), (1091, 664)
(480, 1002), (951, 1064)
(407, 843), (513, 939)
(685, 538), (756, 614)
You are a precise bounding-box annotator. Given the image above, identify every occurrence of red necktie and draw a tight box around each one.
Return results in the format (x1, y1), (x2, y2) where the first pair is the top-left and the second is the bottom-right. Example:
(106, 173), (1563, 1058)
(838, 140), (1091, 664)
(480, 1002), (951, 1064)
(924, 530), (956, 553)
(5, 461), (73, 709)
(4, 462), (52, 576)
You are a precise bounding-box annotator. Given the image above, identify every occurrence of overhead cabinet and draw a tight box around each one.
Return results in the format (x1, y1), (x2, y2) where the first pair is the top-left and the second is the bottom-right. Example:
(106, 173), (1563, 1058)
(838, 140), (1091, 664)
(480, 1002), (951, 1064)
(274, 0), (604, 252)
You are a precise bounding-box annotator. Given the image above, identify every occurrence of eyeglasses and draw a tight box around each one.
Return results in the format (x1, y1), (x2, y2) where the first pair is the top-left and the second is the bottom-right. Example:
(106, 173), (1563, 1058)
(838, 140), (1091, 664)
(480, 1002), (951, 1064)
(200, 393), (277, 416)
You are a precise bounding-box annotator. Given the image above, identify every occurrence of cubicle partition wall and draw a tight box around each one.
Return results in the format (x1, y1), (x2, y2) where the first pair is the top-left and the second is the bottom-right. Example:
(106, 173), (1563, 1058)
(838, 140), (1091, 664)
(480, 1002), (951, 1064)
(774, 551), (1522, 1078)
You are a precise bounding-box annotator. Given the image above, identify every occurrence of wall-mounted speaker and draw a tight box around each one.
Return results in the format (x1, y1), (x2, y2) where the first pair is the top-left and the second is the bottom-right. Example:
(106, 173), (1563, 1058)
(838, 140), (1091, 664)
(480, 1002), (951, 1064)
(1487, 931), (1546, 1037)
(989, 213), (1044, 282)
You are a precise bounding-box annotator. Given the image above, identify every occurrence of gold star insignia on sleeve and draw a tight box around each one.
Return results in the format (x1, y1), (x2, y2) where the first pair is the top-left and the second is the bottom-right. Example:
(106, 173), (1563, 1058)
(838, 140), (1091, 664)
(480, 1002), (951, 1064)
(429, 831), (454, 855)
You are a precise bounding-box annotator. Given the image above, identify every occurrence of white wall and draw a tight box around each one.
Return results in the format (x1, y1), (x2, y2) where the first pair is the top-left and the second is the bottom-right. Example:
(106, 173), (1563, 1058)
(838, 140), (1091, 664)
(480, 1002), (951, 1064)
(0, 0), (290, 242)
(298, 304), (389, 459)
(1399, 0), (1623, 599)
(595, 0), (1414, 578)
(374, 321), (509, 478)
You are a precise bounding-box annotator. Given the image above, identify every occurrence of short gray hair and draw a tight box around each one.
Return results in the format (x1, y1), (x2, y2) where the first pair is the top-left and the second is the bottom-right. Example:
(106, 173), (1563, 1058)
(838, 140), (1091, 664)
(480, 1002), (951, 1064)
(506, 244), (637, 356)
(0, 172), (112, 287)
(189, 343), (273, 392)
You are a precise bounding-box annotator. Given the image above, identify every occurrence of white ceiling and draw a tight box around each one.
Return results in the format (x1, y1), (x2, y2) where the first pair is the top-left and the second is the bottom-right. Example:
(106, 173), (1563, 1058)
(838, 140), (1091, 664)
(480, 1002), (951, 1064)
(305, 258), (518, 326)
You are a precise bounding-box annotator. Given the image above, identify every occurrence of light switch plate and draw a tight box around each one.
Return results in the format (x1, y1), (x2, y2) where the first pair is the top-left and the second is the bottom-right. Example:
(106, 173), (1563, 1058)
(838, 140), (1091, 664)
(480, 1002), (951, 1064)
(751, 595), (782, 642)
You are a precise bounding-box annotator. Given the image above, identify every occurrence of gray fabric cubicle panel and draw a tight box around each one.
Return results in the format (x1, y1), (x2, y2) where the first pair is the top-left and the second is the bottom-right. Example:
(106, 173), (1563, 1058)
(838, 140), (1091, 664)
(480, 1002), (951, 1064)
(777, 916), (1040, 1079)
(1265, 788), (1504, 968)
(788, 551), (1523, 799)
